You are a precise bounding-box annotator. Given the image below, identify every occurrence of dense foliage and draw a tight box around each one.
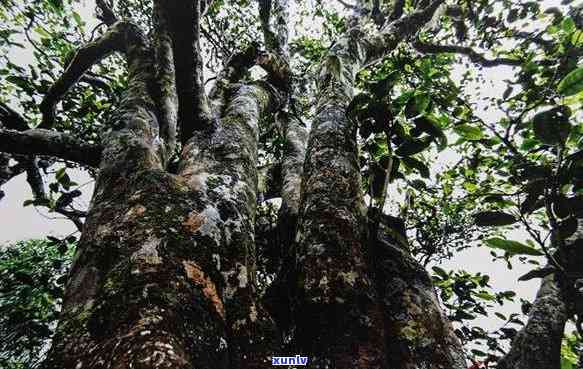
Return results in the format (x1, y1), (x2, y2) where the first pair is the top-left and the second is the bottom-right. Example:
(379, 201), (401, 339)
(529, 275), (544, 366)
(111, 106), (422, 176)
(0, 239), (73, 369)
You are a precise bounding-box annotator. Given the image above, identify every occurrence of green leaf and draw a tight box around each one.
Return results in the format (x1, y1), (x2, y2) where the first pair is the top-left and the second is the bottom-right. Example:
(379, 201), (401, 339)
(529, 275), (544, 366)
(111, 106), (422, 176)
(474, 291), (496, 301)
(532, 106), (572, 145)
(572, 30), (583, 46)
(521, 193), (544, 214)
(55, 167), (66, 181)
(47, 0), (64, 13)
(72, 11), (84, 28)
(414, 115), (447, 150)
(562, 358), (574, 369)
(553, 196), (572, 218)
(401, 156), (430, 178)
(561, 333), (579, 369)
(404, 96), (419, 118)
(347, 93), (371, 119)
(463, 182), (478, 193)
(503, 86), (513, 100)
(410, 179), (426, 191)
(395, 138), (432, 156)
(455, 310), (475, 320)
(432, 266), (449, 279)
(471, 349), (487, 357)
(6, 75), (31, 90)
(474, 211), (517, 227)
(454, 124), (484, 141)
(558, 68), (583, 96)
(495, 312), (507, 320)
(484, 237), (544, 256)
(369, 72), (398, 97)
(561, 17), (576, 33)
(34, 26), (51, 39)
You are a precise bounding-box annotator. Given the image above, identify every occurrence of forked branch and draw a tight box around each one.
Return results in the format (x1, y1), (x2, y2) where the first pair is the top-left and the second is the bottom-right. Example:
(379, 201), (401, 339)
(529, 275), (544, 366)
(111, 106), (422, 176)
(39, 21), (141, 129)
(95, 0), (118, 26)
(364, 0), (445, 65)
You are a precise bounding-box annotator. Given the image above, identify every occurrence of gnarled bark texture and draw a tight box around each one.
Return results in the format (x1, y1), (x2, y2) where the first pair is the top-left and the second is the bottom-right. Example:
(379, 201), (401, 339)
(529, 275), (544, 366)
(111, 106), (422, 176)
(41, 4), (285, 368)
(496, 221), (583, 369)
(373, 217), (467, 369)
(292, 1), (464, 368)
(293, 23), (387, 367)
(178, 81), (284, 368)
(496, 275), (568, 369)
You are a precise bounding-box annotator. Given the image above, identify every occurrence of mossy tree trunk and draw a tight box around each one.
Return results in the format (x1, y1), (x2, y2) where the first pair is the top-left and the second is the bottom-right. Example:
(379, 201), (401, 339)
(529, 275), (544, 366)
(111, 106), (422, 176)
(40, 2), (287, 368)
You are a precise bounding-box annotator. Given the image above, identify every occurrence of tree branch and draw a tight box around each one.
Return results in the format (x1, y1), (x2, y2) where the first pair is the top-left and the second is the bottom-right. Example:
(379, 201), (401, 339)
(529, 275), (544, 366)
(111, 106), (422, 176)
(0, 129), (102, 167)
(390, 0), (444, 35)
(257, 0), (291, 91)
(336, 0), (358, 11)
(161, 0), (213, 144)
(0, 102), (29, 131)
(24, 158), (85, 231)
(79, 75), (112, 92)
(152, 1), (179, 156)
(200, 0), (216, 16)
(209, 43), (260, 113)
(388, 0), (405, 21)
(259, 0), (278, 52)
(95, 0), (118, 26)
(364, 0), (445, 65)
(511, 30), (555, 51)
(412, 40), (523, 67)
(39, 21), (139, 129)
(370, 0), (385, 26)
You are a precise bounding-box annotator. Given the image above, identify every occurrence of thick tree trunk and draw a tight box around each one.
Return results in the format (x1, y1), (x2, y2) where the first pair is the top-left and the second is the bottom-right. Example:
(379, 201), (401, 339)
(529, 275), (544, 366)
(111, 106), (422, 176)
(373, 216), (466, 369)
(41, 24), (226, 368)
(42, 24), (283, 369)
(293, 10), (387, 365)
(496, 275), (568, 369)
(37, 1), (471, 368)
(178, 81), (283, 368)
(291, 2), (462, 368)
(276, 111), (306, 262)
(496, 221), (583, 369)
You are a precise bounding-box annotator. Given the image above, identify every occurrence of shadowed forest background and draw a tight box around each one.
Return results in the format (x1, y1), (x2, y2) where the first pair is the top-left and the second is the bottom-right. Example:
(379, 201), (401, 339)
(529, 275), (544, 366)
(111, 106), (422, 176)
(1, 0), (583, 368)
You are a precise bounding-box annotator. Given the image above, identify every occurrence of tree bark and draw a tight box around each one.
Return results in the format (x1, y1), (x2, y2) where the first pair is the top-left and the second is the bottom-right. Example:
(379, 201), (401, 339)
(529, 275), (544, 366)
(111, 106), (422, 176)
(19, 1), (514, 368)
(40, 7), (287, 365)
(0, 129), (102, 167)
(496, 274), (568, 369)
(178, 81), (284, 368)
(372, 216), (466, 369)
(293, 5), (386, 366)
(496, 220), (583, 369)
(41, 21), (219, 369)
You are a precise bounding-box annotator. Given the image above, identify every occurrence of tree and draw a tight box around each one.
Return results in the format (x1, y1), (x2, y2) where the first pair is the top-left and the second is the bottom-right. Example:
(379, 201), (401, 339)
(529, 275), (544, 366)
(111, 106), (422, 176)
(0, 0), (582, 368)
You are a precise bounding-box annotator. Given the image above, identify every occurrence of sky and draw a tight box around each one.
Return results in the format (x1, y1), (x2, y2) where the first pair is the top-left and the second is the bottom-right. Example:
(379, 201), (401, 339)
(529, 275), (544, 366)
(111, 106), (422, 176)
(0, 0), (579, 347)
